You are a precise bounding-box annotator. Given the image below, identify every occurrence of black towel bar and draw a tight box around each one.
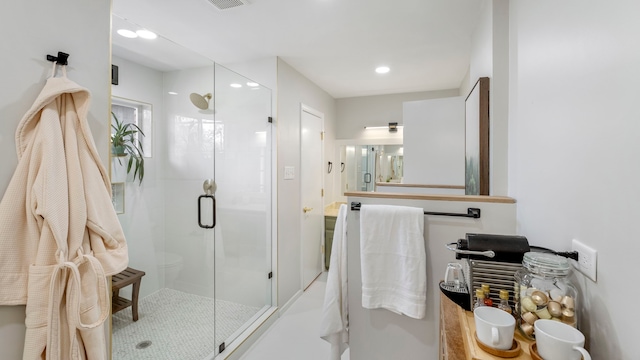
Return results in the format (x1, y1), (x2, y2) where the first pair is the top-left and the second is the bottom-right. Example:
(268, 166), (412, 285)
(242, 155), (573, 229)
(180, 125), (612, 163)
(349, 202), (481, 219)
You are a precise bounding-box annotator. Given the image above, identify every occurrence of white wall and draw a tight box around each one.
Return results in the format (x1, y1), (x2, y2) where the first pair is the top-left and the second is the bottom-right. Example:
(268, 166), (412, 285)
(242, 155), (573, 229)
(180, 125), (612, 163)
(403, 97), (465, 186)
(336, 90), (459, 141)
(490, 1), (509, 197)
(469, 0), (493, 85)
(276, 58), (337, 307)
(509, 1), (640, 358)
(0, 1), (111, 358)
(468, 0), (509, 196)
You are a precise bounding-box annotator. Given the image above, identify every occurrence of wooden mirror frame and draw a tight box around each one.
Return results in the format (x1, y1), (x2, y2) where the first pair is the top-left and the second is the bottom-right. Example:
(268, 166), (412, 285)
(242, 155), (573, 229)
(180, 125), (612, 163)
(465, 77), (490, 195)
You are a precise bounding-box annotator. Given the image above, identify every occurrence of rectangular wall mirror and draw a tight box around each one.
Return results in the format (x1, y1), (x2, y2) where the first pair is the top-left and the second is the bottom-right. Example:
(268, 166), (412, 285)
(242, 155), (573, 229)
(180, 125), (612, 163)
(340, 144), (404, 194)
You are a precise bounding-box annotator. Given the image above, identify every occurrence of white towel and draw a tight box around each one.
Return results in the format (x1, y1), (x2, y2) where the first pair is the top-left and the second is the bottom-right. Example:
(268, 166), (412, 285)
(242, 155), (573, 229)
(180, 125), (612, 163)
(360, 204), (426, 319)
(320, 204), (349, 359)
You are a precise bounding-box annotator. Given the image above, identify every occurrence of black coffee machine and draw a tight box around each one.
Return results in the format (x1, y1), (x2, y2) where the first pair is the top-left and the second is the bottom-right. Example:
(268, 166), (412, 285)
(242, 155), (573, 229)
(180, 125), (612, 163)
(439, 233), (530, 310)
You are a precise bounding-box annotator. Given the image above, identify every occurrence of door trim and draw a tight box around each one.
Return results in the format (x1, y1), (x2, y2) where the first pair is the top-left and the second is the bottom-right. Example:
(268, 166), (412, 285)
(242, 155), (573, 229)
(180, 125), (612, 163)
(299, 103), (324, 291)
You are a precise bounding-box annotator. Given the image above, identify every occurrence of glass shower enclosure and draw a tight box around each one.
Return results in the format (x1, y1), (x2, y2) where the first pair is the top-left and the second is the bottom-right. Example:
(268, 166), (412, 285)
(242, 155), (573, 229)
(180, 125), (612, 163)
(110, 16), (272, 359)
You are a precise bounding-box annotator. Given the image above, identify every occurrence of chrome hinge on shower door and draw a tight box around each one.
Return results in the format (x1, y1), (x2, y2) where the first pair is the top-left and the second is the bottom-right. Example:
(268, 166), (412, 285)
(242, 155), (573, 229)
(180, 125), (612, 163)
(219, 342), (225, 353)
(268, 271), (273, 279)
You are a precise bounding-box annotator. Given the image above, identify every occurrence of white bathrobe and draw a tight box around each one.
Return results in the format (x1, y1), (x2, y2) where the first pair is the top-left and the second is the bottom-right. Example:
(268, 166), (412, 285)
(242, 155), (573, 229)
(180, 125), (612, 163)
(0, 74), (129, 359)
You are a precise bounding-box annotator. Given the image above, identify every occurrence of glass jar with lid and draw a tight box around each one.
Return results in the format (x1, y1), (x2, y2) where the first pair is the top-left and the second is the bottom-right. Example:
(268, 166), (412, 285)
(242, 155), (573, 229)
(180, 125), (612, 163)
(514, 252), (578, 339)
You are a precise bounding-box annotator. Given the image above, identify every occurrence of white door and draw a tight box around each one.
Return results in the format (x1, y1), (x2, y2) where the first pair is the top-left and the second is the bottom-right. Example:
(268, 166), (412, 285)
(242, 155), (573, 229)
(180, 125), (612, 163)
(300, 105), (324, 290)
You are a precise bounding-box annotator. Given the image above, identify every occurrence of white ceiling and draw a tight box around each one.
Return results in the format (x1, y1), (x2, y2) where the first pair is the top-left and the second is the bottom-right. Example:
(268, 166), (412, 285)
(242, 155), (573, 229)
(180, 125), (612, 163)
(112, 0), (483, 99)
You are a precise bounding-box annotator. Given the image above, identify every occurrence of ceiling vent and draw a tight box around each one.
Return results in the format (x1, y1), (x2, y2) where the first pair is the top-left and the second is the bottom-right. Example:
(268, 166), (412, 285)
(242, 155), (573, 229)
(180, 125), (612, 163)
(206, 0), (248, 10)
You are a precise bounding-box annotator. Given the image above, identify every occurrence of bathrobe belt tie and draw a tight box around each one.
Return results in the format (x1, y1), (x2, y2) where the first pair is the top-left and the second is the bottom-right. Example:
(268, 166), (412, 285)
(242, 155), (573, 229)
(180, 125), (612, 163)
(46, 249), (110, 360)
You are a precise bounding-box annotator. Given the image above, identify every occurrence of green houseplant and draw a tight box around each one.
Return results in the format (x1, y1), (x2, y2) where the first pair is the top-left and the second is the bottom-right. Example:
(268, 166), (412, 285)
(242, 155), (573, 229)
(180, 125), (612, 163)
(111, 112), (145, 184)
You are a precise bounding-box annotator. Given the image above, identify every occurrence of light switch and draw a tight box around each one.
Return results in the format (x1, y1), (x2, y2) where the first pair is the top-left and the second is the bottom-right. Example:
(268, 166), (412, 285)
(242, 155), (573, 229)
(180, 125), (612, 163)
(284, 166), (295, 180)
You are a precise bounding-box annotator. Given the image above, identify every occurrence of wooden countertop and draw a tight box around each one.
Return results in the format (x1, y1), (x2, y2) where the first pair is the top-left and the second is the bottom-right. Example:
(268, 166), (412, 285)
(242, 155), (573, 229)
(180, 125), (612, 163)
(324, 202), (346, 217)
(440, 292), (468, 360)
(346, 191), (516, 203)
(440, 293), (535, 360)
(376, 183), (465, 189)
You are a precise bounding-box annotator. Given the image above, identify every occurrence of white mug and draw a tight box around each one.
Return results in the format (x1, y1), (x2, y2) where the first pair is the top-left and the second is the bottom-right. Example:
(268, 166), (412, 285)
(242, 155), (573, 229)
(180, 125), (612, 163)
(474, 306), (515, 350)
(535, 319), (591, 360)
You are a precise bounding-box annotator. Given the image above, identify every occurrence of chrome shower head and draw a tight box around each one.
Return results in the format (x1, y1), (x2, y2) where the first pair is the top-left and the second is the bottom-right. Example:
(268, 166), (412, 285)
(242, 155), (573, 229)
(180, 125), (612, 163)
(189, 92), (212, 110)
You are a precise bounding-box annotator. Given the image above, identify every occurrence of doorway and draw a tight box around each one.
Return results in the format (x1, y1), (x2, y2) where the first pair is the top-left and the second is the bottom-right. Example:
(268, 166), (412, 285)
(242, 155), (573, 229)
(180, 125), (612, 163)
(300, 104), (324, 290)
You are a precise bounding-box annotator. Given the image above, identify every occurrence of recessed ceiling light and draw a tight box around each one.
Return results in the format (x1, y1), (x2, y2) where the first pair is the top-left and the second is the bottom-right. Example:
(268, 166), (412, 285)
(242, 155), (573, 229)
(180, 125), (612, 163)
(230, 83), (242, 88)
(136, 29), (157, 40)
(375, 66), (390, 74)
(168, 91), (178, 95)
(117, 29), (138, 38)
(247, 82), (259, 87)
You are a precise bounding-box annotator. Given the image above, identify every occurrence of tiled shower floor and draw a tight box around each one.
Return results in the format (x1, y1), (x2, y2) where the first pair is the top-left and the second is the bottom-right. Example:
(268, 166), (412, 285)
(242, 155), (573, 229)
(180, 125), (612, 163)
(112, 288), (260, 360)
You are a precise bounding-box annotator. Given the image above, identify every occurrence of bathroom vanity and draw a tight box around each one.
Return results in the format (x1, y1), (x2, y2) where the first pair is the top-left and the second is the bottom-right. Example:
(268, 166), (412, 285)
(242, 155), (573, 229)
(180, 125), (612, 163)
(324, 202), (345, 270)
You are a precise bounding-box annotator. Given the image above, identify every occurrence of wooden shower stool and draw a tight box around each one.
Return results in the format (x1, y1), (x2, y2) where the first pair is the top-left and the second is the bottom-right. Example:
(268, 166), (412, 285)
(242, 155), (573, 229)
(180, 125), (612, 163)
(112, 267), (145, 321)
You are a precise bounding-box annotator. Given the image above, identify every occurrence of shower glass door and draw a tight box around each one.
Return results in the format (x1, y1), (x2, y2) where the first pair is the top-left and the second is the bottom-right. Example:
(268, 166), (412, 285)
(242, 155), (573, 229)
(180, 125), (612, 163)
(110, 15), (272, 359)
(212, 64), (272, 354)
(358, 145), (376, 191)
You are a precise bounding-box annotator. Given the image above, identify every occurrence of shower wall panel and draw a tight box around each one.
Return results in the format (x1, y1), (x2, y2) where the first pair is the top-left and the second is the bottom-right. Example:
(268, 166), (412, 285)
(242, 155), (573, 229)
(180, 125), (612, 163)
(111, 55), (166, 299)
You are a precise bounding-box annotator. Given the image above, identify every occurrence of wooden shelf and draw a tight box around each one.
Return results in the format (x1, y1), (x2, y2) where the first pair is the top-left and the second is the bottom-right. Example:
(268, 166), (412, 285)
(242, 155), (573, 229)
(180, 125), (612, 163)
(112, 296), (132, 313)
(111, 267), (145, 321)
(440, 293), (535, 360)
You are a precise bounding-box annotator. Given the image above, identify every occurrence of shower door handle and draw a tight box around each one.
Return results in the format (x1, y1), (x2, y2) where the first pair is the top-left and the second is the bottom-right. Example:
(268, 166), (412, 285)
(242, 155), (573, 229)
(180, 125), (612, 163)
(199, 179), (217, 229)
(364, 172), (372, 183)
(198, 194), (216, 229)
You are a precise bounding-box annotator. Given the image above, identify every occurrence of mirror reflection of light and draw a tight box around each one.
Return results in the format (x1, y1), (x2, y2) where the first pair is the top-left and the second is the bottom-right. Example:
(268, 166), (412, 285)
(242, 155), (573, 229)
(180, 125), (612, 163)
(247, 82), (259, 87)
(168, 91), (178, 95)
(399, 147), (404, 155)
(346, 146), (355, 155)
(361, 148), (367, 156)
(255, 131), (267, 146)
(230, 83), (242, 88)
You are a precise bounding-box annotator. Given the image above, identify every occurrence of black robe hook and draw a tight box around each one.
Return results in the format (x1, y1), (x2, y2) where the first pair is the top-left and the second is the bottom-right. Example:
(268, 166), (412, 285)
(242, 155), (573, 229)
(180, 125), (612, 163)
(46, 51), (69, 66)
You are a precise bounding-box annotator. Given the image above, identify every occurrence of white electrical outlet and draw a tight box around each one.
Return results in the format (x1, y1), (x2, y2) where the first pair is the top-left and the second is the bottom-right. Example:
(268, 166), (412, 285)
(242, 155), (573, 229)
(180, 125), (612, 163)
(572, 239), (597, 282)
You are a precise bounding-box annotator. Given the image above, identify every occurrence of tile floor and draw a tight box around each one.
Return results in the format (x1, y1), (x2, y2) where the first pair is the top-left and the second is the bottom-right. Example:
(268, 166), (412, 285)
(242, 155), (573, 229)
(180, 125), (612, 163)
(239, 273), (350, 360)
(112, 288), (260, 360)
